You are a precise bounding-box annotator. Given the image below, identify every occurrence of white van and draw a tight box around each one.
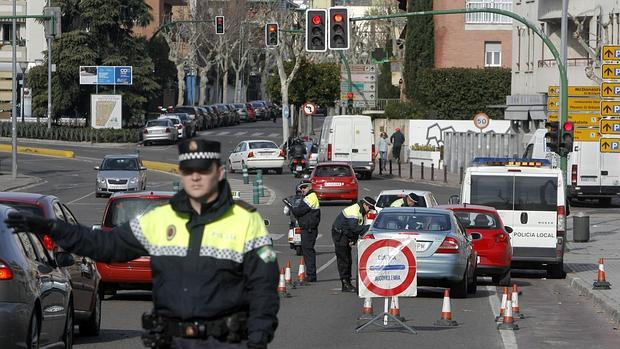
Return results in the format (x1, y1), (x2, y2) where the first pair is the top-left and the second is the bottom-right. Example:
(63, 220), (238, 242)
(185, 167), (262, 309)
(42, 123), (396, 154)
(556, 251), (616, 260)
(458, 158), (567, 278)
(317, 115), (375, 179)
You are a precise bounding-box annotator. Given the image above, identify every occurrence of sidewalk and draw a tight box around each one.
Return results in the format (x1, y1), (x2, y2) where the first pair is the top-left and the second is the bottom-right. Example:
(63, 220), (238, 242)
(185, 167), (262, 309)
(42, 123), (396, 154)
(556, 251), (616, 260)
(0, 171), (41, 191)
(372, 161), (462, 188)
(564, 208), (620, 324)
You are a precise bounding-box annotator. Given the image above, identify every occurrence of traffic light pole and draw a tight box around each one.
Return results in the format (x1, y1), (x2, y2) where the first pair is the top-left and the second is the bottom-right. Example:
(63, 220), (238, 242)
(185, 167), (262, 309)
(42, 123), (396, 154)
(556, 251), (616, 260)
(338, 51), (352, 115)
(350, 7), (569, 174)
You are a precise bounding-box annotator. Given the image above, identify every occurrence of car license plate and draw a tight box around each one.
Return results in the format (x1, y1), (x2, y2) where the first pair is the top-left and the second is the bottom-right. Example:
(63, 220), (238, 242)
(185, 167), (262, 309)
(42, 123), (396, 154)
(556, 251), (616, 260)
(416, 241), (430, 251)
(296, 166), (302, 171)
(324, 182), (343, 187)
(580, 177), (597, 182)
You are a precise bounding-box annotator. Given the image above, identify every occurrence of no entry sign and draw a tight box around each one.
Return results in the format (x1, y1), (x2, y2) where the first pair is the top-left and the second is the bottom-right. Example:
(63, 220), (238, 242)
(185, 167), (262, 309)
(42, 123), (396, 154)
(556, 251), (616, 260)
(358, 238), (417, 298)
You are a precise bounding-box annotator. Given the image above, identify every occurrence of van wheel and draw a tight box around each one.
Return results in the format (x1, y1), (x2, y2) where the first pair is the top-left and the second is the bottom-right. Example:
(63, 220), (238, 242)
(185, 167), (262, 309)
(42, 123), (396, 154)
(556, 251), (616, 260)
(599, 197), (612, 206)
(79, 290), (101, 336)
(547, 263), (566, 279)
(492, 270), (511, 286)
(27, 310), (40, 349)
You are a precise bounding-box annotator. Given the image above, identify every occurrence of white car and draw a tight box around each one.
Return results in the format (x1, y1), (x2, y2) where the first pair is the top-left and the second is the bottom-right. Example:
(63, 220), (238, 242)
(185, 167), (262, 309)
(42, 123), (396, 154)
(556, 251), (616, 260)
(228, 140), (286, 174)
(366, 189), (440, 225)
(158, 115), (186, 139)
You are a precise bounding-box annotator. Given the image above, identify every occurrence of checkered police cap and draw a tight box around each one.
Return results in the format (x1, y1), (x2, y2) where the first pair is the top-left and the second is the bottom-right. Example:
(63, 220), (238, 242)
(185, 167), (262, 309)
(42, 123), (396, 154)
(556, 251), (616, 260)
(178, 138), (221, 170)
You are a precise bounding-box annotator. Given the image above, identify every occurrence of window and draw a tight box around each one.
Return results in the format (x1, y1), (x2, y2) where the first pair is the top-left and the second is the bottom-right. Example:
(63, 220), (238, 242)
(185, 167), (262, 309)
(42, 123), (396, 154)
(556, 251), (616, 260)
(314, 165), (353, 177)
(373, 212), (451, 232)
(16, 233), (37, 260)
(61, 204), (78, 225)
(465, 0), (513, 24)
(514, 177), (557, 211)
(103, 197), (169, 228)
(249, 141), (278, 149)
(376, 194), (427, 208)
(470, 175), (514, 210)
(485, 42), (502, 67)
(53, 203), (66, 221)
(454, 210), (499, 229)
(2, 24), (12, 42)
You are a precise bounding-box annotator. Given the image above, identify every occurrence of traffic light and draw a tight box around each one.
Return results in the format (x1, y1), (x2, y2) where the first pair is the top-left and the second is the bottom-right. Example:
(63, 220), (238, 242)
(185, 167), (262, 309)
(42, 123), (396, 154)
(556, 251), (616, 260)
(346, 92), (354, 112)
(328, 7), (349, 50)
(545, 121), (560, 153)
(215, 16), (225, 35)
(305, 9), (327, 52)
(560, 121), (574, 156)
(397, 0), (407, 11)
(265, 23), (279, 47)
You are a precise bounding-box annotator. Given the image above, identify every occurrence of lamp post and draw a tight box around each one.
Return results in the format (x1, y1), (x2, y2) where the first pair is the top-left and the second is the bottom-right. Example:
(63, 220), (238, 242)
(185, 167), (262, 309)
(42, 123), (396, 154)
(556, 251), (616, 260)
(19, 61), (28, 122)
(183, 64), (190, 105)
(11, 0), (17, 178)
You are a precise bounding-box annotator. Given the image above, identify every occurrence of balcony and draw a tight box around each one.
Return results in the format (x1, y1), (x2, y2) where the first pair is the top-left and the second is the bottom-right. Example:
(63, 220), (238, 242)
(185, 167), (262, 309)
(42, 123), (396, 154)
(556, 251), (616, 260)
(465, 0), (512, 24)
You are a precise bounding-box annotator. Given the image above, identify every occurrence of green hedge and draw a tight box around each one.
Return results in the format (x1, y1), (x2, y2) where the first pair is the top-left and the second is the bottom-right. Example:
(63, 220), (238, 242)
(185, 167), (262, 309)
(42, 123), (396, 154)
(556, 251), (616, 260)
(0, 122), (141, 143)
(383, 101), (425, 119)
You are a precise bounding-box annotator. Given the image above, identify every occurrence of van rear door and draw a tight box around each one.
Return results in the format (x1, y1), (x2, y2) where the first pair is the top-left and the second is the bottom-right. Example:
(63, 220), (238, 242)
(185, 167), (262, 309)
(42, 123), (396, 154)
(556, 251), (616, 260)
(469, 173), (515, 233)
(600, 151), (620, 187)
(332, 117), (353, 162)
(351, 119), (372, 163)
(511, 175), (558, 249)
(575, 142), (601, 187)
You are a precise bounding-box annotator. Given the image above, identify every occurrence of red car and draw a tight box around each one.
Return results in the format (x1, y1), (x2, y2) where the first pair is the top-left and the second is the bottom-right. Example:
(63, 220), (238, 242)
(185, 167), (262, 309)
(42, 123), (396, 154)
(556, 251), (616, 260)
(93, 191), (174, 295)
(439, 204), (513, 286)
(310, 162), (358, 203)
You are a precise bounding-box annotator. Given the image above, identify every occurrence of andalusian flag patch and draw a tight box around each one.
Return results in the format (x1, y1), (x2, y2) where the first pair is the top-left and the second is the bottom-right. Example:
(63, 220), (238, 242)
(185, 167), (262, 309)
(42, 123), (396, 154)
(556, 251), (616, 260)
(257, 246), (276, 263)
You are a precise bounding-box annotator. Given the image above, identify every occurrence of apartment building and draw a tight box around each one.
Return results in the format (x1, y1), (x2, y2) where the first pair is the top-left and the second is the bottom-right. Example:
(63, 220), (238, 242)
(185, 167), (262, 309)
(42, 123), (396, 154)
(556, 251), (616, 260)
(133, 0), (188, 38)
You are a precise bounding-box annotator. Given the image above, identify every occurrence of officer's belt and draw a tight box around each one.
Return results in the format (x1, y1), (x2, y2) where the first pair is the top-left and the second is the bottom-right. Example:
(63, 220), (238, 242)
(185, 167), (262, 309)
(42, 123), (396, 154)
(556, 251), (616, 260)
(161, 312), (248, 340)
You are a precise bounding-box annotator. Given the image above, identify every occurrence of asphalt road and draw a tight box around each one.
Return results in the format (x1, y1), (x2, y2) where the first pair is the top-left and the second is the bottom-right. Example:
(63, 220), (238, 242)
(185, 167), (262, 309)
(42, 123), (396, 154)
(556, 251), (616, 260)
(3, 117), (619, 348)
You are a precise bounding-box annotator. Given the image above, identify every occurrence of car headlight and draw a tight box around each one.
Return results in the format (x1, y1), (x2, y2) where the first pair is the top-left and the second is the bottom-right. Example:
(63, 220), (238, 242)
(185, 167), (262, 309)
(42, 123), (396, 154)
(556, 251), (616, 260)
(130, 177), (139, 184)
(97, 177), (106, 184)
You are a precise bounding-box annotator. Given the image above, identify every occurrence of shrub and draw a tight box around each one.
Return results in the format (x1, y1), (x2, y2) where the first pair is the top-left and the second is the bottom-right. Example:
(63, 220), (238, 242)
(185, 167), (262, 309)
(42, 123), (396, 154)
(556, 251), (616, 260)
(411, 143), (437, 151)
(0, 122), (140, 143)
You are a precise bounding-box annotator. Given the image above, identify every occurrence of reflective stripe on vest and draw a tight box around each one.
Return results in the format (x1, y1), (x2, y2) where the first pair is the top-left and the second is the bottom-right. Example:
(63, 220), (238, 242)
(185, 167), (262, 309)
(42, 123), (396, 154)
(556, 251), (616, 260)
(303, 192), (320, 210)
(342, 203), (363, 225)
(130, 204), (271, 263)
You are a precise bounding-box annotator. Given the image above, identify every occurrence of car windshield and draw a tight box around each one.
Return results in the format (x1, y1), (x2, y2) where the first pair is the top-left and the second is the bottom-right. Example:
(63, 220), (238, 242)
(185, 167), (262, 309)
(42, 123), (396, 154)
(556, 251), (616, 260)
(376, 194), (427, 208)
(163, 118), (180, 125)
(103, 197), (169, 228)
(453, 210), (499, 229)
(147, 120), (169, 127)
(101, 158), (139, 171)
(314, 165), (353, 177)
(251, 102), (262, 108)
(249, 141), (278, 149)
(373, 212), (451, 232)
(178, 114), (189, 122)
(0, 202), (44, 217)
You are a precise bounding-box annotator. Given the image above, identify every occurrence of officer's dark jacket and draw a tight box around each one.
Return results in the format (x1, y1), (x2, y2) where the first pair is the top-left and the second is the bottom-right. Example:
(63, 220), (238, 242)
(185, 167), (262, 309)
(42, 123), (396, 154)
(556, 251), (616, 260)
(291, 190), (320, 230)
(331, 202), (368, 240)
(46, 180), (279, 346)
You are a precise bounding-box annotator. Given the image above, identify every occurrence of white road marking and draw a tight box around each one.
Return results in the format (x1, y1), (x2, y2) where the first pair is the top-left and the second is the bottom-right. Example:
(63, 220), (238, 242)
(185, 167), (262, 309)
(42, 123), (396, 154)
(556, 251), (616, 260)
(218, 131), (230, 136)
(68, 191), (96, 204)
(317, 256), (337, 274)
(269, 233), (285, 241)
(485, 285), (518, 349)
(251, 132), (264, 136)
(317, 234), (323, 240)
(268, 133), (279, 138)
(234, 132), (247, 136)
(201, 131), (214, 135)
(363, 187), (370, 192)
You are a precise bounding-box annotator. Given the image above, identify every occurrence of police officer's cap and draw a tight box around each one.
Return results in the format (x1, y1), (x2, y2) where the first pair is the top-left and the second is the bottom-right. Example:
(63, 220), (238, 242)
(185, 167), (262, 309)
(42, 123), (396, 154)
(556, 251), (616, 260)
(407, 192), (420, 202)
(361, 196), (376, 209)
(178, 138), (221, 171)
(297, 179), (312, 190)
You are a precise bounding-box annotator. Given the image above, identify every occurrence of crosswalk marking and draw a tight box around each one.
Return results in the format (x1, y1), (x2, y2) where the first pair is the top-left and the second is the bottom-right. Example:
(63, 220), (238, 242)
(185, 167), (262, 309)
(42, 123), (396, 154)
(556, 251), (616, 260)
(218, 131), (230, 135)
(267, 133), (279, 138)
(234, 131), (247, 136)
(251, 132), (264, 136)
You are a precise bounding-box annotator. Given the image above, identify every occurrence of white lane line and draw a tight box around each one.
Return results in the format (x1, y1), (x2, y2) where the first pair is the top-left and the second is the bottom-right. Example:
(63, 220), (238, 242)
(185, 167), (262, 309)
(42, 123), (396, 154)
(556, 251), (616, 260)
(317, 256), (337, 274)
(269, 233), (284, 241)
(235, 132), (247, 136)
(485, 285), (518, 349)
(201, 131), (214, 135)
(267, 133), (279, 138)
(363, 187), (370, 192)
(218, 131), (230, 136)
(67, 191), (96, 204)
(251, 132), (264, 136)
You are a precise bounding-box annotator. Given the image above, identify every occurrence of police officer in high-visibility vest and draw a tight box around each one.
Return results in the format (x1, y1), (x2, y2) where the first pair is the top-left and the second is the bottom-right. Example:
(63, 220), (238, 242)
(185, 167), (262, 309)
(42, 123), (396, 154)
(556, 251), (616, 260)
(331, 196), (376, 293)
(390, 192), (420, 208)
(5, 139), (280, 349)
(290, 180), (320, 281)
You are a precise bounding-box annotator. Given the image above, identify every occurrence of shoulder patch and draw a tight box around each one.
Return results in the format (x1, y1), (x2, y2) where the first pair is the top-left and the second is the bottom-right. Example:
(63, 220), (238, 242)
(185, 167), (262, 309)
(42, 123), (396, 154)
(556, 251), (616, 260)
(235, 199), (257, 212)
(257, 245), (277, 263)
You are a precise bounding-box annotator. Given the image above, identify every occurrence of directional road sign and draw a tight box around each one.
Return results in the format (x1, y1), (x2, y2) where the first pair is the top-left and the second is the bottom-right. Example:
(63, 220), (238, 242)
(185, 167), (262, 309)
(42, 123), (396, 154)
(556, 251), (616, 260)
(601, 100), (620, 116)
(340, 73), (376, 82)
(548, 97), (599, 111)
(340, 82), (376, 92)
(602, 63), (620, 79)
(345, 64), (377, 74)
(341, 91), (376, 101)
(547, 112), (601, 126)
(548, 85), (600, 97)
(602, 45), (620, 61)
(600, 119), (620, 135)
(600, 138), (620, 153)
(600, 82), (620, 97)
(574, 128), (600, 142)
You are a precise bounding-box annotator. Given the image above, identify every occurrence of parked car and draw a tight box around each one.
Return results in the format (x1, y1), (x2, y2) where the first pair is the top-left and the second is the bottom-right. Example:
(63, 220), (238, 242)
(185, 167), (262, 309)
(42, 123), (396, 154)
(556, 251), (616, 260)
(92, 191), (174, 295)
(226, 104), (241, 125)
(245, 103), (257, 122)
(440, 204), (513, 286)
(142, 118), (178, 146)
(309, 162), (358, 203)
(0, 204), (75, 348)
(233, 103), (251, 122)
(228, 140), (285, 174)
(174, 106), (204, 131)
(213, 104), (232, 126)
(95, 154), (148, 197)
(366, 189), (440, 226)
(158, 114), (188, 139)
(198, 106), (215, 129)
(249, 101), (267, 120)
(362, 207), (478, 298)
(207, 105), (225, 127)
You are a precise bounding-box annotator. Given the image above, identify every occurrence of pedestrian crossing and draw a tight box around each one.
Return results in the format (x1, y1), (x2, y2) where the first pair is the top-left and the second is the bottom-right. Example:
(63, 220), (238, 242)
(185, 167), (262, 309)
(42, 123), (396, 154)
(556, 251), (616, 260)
(200, 130), (281, 139)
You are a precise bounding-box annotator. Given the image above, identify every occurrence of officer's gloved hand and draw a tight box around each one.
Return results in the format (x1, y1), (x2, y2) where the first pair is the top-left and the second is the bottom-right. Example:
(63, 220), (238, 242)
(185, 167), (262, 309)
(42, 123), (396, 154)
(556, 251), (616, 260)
(4, 211), (54, 234)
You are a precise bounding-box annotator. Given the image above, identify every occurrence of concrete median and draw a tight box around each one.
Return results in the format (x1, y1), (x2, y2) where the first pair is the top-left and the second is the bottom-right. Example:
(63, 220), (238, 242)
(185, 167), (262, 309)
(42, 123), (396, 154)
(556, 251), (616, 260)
(142, 160), (179, 175)
(0, 144), (74, 158)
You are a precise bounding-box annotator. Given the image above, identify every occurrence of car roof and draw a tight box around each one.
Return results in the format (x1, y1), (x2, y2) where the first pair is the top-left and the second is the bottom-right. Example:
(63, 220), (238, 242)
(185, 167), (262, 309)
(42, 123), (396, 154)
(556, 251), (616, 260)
(109, 191), (175, 199)
(246, 139), (277, 143)
(436, 204), (499, 213)
(103, 154), (140, 159)
(377, 189), (432, 196)
(0, 192), (57, 204)
(379, 207), (451, 215)
(316, 162), (352, 167)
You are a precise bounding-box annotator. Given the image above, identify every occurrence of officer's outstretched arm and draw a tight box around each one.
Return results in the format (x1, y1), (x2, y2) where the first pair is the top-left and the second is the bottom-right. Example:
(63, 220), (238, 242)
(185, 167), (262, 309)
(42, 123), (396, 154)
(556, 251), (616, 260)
(243, 214), (280, 347)
(49, 220), (148, 263)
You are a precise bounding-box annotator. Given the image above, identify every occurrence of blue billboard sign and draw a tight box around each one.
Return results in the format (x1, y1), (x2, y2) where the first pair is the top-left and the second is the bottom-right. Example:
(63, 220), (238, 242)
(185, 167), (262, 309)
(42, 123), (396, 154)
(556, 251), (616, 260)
(80, 65), (133, 85)
(96, 67), (115, 85)
(115, 66), (133, 85)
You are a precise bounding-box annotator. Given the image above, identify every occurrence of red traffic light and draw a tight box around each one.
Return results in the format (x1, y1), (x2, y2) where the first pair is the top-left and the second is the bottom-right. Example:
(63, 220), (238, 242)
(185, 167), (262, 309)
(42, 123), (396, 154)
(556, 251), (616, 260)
(216, 17), (223, 24)
(563, 122), (574, 132)
(346, 92), (354, 99)
(333, 13), (344, 23)
(312, 15), (321, 25)
(267, 25), (277, 33)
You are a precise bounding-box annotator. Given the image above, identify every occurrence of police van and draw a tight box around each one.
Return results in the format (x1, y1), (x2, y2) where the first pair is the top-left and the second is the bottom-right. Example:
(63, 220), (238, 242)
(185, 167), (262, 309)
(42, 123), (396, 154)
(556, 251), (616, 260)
(455, 158), (567, 278)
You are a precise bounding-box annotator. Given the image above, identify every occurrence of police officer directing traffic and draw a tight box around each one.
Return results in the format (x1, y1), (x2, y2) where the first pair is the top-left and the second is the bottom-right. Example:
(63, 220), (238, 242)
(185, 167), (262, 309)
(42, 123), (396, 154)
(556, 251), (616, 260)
(290, 180), (320, 282)
(5, 139), (279, 349)
(331, 196), (376, 293)
(390, 192), (420, 207)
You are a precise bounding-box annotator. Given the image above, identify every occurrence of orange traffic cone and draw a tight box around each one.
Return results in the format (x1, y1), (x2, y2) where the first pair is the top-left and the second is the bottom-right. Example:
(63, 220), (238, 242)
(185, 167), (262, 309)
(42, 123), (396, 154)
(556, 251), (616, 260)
(284, 261), (296, 289)
(295, 257), (307, 286)
(497, 292), (519, 330)
(495, 287), (508, 322)
(511, 284), (524, 319)
(358, 297), (374, 320)
(593, 258), (612, 290)
(388, 296), (405, 321)
(277, 268), (291, 298)
(435, 289), (458, 326)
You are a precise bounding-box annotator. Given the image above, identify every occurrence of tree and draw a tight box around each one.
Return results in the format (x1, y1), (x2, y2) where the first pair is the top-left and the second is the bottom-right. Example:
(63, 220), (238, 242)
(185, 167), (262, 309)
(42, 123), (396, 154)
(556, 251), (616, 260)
(404, 0), (434, 101)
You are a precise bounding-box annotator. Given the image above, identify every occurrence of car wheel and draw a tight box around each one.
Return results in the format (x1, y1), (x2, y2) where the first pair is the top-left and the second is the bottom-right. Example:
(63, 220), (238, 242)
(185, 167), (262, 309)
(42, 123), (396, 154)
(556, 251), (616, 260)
(62, 301), (74, 348)
(599, 197), (612, 206)
(492, 270), (511, 286)
(95, 193), (101, 198)
(27, 309), (40, 349)
(450, 267), (469, 299)
(295, 246), (303, 256)
(547, 262), (566, 279)
(79, 289), (101, 336)
(275, 168), (283, 175)
(229, 160), (235, 173)
(467, 267), (478, 294)
(144, 141), (150, 146)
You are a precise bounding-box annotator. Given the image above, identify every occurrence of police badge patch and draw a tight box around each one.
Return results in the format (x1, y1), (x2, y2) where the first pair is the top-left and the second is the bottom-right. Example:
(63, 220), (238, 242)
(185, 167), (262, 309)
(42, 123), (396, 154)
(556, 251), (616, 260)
(166, 225), (176, 241)
(257, 246), (276, 263)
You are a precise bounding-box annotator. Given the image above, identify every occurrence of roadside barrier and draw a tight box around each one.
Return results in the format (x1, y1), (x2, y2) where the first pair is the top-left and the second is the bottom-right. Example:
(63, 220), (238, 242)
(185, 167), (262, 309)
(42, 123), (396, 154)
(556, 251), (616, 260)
(277, 268), (291, 298)
(294, 257), (307, 287)
(495, 287), (508, 322)
(497, 292), (519, 330)
(593, 258), (612, 290)
(242, 164), (249, 184)
(0, 144), (74, 158)
(512, 284), (524, 319)
(434, 289), (458, 327)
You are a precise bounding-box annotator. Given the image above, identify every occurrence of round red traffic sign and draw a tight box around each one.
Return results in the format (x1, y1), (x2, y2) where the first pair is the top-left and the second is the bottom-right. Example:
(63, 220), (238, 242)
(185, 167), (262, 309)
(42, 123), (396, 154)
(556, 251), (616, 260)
(473, 112), (490, 130)
(302, 102), (317, 116)
(358, 239), (416, 297)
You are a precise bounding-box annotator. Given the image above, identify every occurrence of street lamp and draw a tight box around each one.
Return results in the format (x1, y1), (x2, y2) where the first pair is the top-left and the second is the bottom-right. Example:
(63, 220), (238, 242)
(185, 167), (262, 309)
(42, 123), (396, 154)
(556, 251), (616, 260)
(18, 61), (28, 122)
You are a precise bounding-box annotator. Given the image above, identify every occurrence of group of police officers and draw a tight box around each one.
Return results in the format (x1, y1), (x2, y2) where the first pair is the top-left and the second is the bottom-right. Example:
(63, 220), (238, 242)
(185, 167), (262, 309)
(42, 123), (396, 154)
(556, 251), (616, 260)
(4, 138), (420, 348)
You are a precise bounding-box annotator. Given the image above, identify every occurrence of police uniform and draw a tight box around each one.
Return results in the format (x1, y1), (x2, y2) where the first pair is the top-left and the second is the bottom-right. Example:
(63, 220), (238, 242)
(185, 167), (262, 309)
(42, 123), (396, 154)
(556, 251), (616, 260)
(6, 139), (279, 349)
(390, 192), (420, 207)
(290, 182), (320, 281)
(331, 197), (375, 292)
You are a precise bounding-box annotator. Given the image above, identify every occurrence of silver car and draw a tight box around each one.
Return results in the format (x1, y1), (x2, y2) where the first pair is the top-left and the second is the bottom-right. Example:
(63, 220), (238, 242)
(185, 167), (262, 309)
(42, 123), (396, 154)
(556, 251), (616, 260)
(142, 118), (178, 146)
(363, 207), (478, 298)
(0, 205), (75, 348)
(95, 154), (147, 197)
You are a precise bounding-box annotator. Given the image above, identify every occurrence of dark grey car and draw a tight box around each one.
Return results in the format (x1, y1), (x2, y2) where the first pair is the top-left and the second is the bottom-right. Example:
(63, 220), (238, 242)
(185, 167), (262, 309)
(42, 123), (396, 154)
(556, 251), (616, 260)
(0, 205), (75, 348)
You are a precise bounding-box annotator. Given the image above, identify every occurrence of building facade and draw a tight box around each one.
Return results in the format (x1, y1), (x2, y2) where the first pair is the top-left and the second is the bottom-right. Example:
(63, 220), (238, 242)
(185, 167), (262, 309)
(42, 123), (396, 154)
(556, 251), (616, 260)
(133, 0), (187, 38)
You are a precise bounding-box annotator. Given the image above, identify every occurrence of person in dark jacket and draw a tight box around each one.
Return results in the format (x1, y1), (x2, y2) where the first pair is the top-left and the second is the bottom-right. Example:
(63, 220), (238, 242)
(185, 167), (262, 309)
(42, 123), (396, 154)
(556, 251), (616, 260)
(5, 139), (279, 349)
(290, 180), (320, 281)
(390, 128), (405, 163)
(331, 196), (376, 293)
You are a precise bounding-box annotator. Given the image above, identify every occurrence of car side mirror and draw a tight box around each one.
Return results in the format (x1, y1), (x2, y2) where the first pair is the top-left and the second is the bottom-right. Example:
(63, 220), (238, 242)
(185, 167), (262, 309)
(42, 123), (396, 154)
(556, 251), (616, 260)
(91, 224), (102, 231)
(140, 167), (147, 171)
(469, 232), (483, 240)
(448, 195), (460, 204)
(504, 226), (513, 234)
(55, 252), (75, 268)
(263, 219), (270, 226)
(94, 166), (100, 170)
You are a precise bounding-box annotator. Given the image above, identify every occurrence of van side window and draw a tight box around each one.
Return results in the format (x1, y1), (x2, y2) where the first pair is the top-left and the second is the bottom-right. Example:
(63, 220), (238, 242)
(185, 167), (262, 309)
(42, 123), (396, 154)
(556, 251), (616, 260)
(514, 177), (557, 211)
(470, 175), (514, 210)
(523, 143), (533, 158)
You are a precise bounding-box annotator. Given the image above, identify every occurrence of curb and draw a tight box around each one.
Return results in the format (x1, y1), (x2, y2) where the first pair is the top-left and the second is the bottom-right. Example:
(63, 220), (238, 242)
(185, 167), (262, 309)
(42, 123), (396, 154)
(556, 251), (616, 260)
(566, 271), (620, 325)
(0, 144), (74, 158)
(142, 160), (179, 175)
(0, 176), (43, 192)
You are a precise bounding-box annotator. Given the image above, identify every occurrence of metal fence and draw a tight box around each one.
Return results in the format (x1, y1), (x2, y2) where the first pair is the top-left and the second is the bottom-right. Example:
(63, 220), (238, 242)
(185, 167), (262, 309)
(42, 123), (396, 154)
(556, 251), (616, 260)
(443, 131), (523, 173)
(465, 0), (512, 24)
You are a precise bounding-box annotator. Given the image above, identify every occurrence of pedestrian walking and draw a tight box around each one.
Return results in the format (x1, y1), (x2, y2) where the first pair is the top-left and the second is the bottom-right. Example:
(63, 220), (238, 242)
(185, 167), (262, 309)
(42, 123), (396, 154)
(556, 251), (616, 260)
(390, 128), (405, 163)
(331, 196), (376, 293)
(290, 180), (320, 282)
(5, 139), (279, 349)
(377, 132), (389, 172)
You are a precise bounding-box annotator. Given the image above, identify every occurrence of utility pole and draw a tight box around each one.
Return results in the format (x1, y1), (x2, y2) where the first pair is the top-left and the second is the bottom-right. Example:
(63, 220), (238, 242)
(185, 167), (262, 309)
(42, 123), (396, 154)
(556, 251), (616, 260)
(559, 0), (568, 174)
(47, 0), (52, 129)
(11, 0), (17, 178)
